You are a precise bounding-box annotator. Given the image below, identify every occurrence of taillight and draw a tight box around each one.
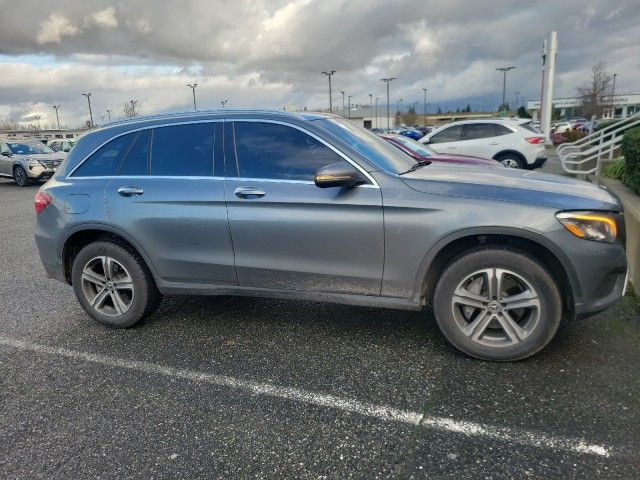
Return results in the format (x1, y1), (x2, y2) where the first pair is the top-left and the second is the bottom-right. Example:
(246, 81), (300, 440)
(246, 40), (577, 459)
(34, 192), (52, 214)
(525, 136), (545, 144)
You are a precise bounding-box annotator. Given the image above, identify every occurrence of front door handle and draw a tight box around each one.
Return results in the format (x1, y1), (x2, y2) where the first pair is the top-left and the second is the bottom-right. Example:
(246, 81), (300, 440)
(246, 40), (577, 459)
(234, 187), (266, 198)
(117, 186), (144, 197)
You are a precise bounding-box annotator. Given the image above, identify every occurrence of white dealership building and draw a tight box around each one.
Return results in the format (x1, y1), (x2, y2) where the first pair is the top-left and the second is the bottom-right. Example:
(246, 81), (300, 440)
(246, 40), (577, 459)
(527, 92), (640, 120)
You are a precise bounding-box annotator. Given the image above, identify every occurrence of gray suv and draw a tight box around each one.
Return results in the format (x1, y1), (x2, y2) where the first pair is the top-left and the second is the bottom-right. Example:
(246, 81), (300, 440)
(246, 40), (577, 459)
(1, 140), (65, 186)
(34, 110), (627, 361)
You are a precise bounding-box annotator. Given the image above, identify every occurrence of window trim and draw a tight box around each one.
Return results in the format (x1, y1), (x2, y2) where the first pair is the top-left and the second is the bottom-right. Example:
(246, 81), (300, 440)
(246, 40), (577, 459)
(228, 118), (378, 187)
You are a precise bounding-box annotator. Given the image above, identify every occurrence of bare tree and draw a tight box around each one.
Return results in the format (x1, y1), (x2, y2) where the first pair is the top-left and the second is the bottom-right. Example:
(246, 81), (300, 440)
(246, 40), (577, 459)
(577, 61), (613, 118)
(122, 100), (142, 118)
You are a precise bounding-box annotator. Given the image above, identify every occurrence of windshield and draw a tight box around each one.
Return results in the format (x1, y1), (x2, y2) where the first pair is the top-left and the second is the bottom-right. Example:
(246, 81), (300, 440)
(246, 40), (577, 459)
(390, 135), (438, 157)
(314, 117), (416, 174)
(6, 142), (54, 155)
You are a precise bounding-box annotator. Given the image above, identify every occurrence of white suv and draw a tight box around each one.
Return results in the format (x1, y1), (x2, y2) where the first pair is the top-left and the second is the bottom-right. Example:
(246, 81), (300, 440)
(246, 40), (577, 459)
(419, 118), (546, 169)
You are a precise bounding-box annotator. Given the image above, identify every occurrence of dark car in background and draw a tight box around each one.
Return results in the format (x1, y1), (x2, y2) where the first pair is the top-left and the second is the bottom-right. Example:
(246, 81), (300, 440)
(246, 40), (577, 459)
(380, 133), (501, 167)
(34, 110), (627, 361)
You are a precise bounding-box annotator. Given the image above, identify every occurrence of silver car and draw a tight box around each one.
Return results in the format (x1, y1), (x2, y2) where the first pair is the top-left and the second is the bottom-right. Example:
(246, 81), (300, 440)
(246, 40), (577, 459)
(34, 110), (627, 361)
(0, 140), (66, 186)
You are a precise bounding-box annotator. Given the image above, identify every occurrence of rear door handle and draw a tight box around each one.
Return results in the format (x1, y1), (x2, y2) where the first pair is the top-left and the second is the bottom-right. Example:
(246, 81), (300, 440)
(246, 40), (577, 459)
(234, 187), (266, 198)
(117, 186), (144, 197)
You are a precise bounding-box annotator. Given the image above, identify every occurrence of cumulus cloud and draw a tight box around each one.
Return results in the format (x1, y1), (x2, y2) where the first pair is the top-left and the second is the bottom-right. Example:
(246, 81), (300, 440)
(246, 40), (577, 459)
(0, 0), (637, 126)
(37, 13), (80, 44)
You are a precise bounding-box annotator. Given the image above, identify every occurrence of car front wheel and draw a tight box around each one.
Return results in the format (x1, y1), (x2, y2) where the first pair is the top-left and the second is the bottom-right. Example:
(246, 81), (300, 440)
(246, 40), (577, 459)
(13, 166), (30, 187)
(433, 248), (562, 361)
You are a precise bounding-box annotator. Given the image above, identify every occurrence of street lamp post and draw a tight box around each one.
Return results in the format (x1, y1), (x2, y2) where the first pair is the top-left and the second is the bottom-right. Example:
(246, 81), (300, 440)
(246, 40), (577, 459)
(611, 73), (617, 116)
(496, 66), (515, 113)
(340, 91), (345, 117)
(186, 83), (198, 110)
(514, 91), (520, 111)
(106, 109), (112, 121)
(322, 70), (336, 112)
(369, 93), (373, 127)
(34, 115), (41, 130)
(220, 99), (228, 108)
(380, 77), (396, 131)
(82, 93), (94, 127)
(375, 97), (380, 128)
(130, 100), (138, 117)
(422, 88), (428, 126)
(51, 105), (61, 130)
(348, 95), (352, 118)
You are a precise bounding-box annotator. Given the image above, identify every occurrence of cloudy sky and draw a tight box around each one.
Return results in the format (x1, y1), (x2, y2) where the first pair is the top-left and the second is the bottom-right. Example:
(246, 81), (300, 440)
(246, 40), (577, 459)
(0, 0), (638, 128)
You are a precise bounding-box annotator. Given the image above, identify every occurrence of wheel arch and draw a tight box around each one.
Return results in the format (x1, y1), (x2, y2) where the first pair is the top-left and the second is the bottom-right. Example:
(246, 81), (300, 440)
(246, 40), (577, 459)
(60, 224), (160, 286)
(492, 149), (527, 165)
(416, 228), (579, 316)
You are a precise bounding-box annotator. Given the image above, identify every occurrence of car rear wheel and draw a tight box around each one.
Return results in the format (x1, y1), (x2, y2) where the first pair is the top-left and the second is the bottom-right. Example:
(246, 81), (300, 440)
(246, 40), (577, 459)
(71, 241), (162, 328)
(496, 154), (524, 169)
(13, 166), (30, 187)
(433, 248), (562, 361)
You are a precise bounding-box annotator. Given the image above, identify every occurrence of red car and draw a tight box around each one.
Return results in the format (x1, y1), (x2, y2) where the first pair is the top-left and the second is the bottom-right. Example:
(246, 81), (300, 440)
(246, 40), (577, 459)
(380, 134), (501, 167)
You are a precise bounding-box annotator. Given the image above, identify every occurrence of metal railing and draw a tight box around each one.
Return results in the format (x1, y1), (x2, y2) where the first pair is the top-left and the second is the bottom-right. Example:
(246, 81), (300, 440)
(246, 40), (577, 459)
(558, 112), (640, 175)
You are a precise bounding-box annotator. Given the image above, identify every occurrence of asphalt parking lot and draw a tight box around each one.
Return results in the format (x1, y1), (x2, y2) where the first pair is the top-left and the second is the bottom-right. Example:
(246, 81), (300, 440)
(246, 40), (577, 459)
(1, 174), (639, 479)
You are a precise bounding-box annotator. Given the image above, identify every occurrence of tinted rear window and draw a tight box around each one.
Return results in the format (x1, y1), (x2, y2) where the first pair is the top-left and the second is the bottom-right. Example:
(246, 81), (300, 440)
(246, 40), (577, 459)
(150, 123), (214, 176)
(72, 133), (136, 177)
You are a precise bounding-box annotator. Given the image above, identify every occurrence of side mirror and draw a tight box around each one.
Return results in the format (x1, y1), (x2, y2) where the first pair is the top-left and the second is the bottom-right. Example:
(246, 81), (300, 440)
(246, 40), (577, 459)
(63, 148), (70, 152)
(1, 151), (11, 157)
(314, 162), (366, 189)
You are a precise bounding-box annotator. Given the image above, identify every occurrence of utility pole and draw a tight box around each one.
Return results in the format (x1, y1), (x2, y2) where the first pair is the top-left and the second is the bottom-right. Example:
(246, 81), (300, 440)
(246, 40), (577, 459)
(422, 88), (428, 126)
(347, 95), (352, 118)
(380, 77), (396, 131)
(51, 105), (61, 130)
(322, 70), (336, 112)
(340, 91), (345, 116)
(220, 99), (228, 108)
(540, 31), (557, 142)
(369, 93), (373, 126)
(106, 109), (112, 121)
(82, 93), (93, 127)
(375, 97), (380, 128)
(186, 83), (198, 110)
(496, 66), (515, 114)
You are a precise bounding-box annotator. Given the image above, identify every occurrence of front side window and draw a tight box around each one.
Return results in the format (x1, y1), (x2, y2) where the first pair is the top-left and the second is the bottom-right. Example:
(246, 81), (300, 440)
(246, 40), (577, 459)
(150, 123), (214, 176)
(429, 125), (463, 143)
(72, 133), (136, 177)
(232, 122), (345, 181)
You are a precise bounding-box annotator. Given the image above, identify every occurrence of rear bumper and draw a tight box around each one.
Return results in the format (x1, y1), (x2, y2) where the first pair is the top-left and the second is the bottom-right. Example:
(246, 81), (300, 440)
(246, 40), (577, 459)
(526, 156), (547, 170)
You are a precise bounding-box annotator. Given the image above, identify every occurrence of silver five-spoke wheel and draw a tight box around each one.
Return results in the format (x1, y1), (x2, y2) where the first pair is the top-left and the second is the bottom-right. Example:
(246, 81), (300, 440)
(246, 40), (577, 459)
(451, 268), (540, 347)
(81, 256), (134, 317)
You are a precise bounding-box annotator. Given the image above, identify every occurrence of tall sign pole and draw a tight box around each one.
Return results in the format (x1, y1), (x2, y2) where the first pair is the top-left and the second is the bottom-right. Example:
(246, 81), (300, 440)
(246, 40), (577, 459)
(541, 31), (557, 143)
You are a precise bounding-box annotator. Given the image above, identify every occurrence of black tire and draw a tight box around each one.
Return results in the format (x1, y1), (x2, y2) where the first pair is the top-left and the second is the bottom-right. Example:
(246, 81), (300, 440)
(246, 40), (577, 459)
(13, 166), (31, 187)
(71, 240), (162, 328)
(496, 153), (524, 169)
(433, 248), (562, 361)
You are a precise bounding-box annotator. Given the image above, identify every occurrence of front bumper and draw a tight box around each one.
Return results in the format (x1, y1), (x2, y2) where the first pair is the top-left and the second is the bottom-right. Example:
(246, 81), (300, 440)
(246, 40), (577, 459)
(27, 165), (56, 181)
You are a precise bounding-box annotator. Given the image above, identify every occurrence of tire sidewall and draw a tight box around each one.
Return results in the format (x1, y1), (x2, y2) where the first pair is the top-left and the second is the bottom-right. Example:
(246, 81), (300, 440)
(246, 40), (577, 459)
(433, 248), (562, 361)
(71, 241), (152, 328)
(14, 166), (29, 187)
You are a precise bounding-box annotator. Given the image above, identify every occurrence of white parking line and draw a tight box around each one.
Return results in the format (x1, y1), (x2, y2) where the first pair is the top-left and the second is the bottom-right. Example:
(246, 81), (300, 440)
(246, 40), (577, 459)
(0, 336), (611, 457)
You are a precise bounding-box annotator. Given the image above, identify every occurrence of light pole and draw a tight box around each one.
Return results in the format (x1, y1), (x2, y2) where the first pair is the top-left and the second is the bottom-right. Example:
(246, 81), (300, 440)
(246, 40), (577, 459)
(375, 97), (380, 128)
(34, 115), (41, 130)
(186, 83), (198, 110)
(422, 88), (428, 126)
(611, 73), (617, 116)
(322, 70), (335, 112)
(496, 66), (515, 113)
(514, 91), (520, 111)
(380, 77), (396, 131)
(106, 109), (112, 122)
(348, 95), (352, 118)
(51, 105), (61, 130)
(130, 100), (138, 117)
(82, 93), (93, 127)
(220, 99), (228, 108)
(340, 91), (345, 116)
(369, 93), (373, 126)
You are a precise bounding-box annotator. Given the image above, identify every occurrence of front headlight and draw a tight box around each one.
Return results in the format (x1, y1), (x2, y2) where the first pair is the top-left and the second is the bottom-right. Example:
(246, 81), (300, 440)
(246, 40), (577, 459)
(556, 211), (618, 243)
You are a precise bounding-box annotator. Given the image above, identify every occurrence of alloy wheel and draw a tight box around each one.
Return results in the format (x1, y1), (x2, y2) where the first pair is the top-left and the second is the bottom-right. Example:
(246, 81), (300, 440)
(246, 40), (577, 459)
(500, 158), (520, 168)
(81, 256), (134, 317)
(14, 168), (27, 186)
(450, 268), (540, 347)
